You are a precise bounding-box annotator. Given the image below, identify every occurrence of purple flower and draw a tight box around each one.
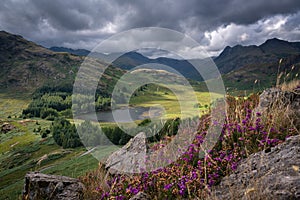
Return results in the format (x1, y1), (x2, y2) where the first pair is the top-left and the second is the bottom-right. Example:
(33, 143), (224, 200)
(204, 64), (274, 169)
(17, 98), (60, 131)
(164, 183), (173, 190)
(100, 192), (109, 200)
(191, 171), (198, 179)
(231, 163), (238, 170)
(116, 195), (125, 200)
(130, 187), (139, 195)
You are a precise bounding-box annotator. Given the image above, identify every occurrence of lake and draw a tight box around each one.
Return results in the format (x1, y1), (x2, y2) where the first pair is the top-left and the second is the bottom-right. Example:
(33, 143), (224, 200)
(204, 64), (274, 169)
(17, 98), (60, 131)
(76, 106), (163, 123)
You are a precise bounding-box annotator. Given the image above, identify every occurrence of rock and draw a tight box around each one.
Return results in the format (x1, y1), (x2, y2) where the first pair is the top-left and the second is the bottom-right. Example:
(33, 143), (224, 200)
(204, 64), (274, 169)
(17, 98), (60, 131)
(256, 87), (300, 112)
(23, 172), (85, 200)
(1, 122), (15, 133)
(255, 87), (300, 128)
(105, 132), (149, 174)
(211, 135), (300, 200)
(129, 192), (151, 200)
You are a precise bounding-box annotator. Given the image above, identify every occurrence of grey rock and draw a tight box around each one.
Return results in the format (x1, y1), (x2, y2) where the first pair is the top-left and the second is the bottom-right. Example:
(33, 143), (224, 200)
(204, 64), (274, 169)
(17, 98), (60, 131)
(129, 192), (151, 200)
(105, 132), (149, 174)
(255, 87), (300, 128)
(211, 135), (300, 200)
(23, 172), (85, 200)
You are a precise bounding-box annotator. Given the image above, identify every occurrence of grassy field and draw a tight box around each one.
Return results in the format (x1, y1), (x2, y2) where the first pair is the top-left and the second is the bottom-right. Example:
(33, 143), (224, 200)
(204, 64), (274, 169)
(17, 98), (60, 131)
(0, 92), (98, 199)
(0, 92), (31, 119)
(0, 85), (216, 199)
(129, 84), (217, 119)
(0, 116), (114, 199)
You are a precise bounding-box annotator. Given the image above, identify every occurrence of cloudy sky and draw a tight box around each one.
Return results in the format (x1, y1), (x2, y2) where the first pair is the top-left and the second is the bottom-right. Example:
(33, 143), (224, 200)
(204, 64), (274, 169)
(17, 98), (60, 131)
(1, 0), (300, 57)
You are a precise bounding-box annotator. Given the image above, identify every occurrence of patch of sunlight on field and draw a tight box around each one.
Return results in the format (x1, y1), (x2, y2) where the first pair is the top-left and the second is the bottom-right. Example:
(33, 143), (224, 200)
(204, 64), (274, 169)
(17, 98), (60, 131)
(130, 88), (222, 119)
(0, 93), (31, 118)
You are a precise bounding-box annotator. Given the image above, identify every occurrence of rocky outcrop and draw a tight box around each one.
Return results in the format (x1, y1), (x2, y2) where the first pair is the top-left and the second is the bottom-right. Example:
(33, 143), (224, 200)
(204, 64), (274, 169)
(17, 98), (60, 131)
(255, 87), (300, 129)
(256, 87), (300, 114)
(23, 172), (85, 200)
(105, 132), (149, 174)
(211, 135), (300, 200)
(1, 122), (15, 133)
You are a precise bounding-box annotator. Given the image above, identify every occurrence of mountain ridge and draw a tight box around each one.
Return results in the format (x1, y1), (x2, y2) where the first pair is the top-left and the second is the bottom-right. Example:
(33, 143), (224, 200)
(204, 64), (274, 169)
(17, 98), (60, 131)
(50, 37), (300, 79)
(1, 30), (299, 92)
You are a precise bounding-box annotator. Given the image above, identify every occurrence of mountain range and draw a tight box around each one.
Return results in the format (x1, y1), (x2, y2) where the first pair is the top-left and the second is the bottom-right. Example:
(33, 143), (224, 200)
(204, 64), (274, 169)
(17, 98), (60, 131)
(50, 38), (300, 88)
(0, 30), (299, 93)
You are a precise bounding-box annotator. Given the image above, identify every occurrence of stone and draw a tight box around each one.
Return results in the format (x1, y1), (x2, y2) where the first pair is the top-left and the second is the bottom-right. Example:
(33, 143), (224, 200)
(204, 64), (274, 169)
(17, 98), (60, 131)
(105, 132), (149, 174)
(255, 87), (300, 128)
(129, 192), (151, 200)
(211, 135), (300, 200)
(23, 172), (85, 200)
(1, 122), (15, 133)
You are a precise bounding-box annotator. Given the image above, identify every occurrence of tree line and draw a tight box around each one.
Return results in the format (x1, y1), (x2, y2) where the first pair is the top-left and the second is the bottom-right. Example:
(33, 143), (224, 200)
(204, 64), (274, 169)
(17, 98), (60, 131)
(49, 117), (181, 149)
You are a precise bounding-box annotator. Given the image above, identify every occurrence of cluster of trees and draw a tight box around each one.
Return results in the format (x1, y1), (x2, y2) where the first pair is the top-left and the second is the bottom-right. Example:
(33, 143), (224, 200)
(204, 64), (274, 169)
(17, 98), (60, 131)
(72, 94), (111, 114)
(51, 118), (82, 148)
(22, 93), (72, 119)
(23, 90), (111, 120)
(49, 117), (181, 149)
(50, 118), (132, 148)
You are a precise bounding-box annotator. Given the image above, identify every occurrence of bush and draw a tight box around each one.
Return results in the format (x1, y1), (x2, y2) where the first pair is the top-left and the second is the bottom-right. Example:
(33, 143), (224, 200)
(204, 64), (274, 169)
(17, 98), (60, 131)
(40, 129), (50, 138)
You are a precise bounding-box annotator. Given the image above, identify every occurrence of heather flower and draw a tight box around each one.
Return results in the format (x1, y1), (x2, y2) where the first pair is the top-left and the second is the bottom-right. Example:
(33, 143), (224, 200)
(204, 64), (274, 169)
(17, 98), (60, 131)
(164, 183), (173, 190)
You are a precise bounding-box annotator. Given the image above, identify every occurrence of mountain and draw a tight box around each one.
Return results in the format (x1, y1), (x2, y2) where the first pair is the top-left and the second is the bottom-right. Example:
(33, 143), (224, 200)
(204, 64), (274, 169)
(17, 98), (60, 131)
(0, 31), (123, 92)
(50, 38), (300, 84)
(49, 46), (90, 56)
(215, 38), (300, 74)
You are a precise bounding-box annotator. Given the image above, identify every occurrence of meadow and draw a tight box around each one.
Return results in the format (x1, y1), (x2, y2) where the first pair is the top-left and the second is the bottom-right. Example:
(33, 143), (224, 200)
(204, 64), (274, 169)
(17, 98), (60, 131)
(0, 85), (213, 199)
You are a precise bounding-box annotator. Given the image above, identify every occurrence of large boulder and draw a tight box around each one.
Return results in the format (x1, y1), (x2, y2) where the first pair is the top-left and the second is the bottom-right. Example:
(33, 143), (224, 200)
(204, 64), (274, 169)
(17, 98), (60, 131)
(211, 135), (300, 200)
(105, 132), (149, 174)
(23, 172), (85, 200)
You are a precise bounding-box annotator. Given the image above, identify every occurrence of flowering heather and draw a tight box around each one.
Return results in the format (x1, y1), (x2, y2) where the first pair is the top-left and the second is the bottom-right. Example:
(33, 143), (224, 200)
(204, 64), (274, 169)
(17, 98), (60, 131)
(81, 92), (299, 199)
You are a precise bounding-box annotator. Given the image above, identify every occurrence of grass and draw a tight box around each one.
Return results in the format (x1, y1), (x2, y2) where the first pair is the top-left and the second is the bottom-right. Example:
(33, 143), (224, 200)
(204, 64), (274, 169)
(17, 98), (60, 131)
(0, 113), (119, 199)
(129, 84), (217, 119)
(0, 92), (31, 119)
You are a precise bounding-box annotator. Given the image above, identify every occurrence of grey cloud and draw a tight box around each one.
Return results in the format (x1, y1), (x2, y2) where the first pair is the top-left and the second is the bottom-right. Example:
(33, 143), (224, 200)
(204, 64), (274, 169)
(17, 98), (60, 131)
(0, 0), (299, 55)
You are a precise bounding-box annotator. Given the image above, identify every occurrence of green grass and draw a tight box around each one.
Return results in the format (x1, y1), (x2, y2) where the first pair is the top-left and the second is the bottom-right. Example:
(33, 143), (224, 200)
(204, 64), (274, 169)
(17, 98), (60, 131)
(129, 84), (217, 119)
(0, 92), (31, 119)
(0, 116), (118, 200)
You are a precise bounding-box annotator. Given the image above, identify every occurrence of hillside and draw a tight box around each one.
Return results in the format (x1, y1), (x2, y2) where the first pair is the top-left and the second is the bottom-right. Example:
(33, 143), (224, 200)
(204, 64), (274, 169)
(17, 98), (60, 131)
(0, 31), (123, 93)
(215, 38), (300, 74)
(223, 54), (300, 92)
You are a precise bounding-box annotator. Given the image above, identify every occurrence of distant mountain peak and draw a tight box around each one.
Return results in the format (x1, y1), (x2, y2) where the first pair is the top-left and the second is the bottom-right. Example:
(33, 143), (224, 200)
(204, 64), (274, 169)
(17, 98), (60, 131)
(264, 37), (284, 42)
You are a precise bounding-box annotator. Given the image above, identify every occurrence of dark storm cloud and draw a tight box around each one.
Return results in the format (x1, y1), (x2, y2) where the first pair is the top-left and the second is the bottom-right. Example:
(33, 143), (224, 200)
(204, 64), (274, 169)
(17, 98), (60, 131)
(121, 0), (300, 31)
(0, 0), (300, 55)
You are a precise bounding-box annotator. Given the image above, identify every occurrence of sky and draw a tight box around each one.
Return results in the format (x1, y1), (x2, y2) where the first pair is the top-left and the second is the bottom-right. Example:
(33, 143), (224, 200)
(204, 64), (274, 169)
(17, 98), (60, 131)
(1, 0), (300, 58)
